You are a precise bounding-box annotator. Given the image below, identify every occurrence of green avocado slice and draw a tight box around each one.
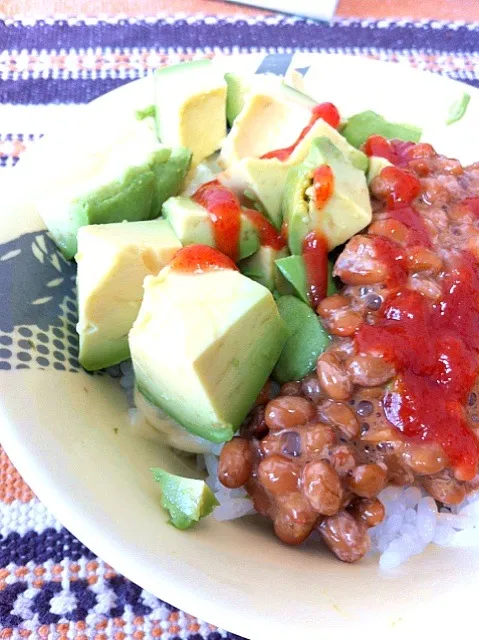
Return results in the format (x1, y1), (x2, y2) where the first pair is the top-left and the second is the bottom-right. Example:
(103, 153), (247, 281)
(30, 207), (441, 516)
(273, 295), (331, 384)
(239, 245), (289, 291)
(282, 137), (371, 258)
(446, 92), (471, 126)
(162, 195), (260, 261)
(341, 110), (422, 149)
(275, 254), (338, 305)
(152, 468), (218, 530)
(150, 147), (192, 218)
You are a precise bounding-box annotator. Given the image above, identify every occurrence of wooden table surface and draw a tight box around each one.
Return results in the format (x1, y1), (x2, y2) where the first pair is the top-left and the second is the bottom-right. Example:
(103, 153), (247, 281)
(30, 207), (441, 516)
(2, 0), (478, 21)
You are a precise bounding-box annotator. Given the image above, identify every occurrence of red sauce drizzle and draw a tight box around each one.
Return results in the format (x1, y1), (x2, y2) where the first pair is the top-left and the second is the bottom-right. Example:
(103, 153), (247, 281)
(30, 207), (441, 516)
(261, 102), (341, 162)
(302, 231), (329, 307)
(169, 244), (238, 274)
(463, 197), (479, 217)
(242, 209), (286, 250)
(363, 135), (396, 162)
(371, 236), (407, 288)
(380, 166), (421, 209)
(192, 180), (286, 259)
(193, 181), (242, 262)
(363, 135), (423, 168)
(388, 206), (432, 248)
(356, 253), (479, 480)
(300, 164), (335, 306)
(312, 165), (335, 210)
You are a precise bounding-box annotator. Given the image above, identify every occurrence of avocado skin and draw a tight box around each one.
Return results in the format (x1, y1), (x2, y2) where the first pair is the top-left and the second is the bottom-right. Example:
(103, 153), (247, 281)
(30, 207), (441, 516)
(275, 254), (338, 306)
(273, 295), (331, 384)
(150, 147), (192, 219)
(341, 110), (422, 149)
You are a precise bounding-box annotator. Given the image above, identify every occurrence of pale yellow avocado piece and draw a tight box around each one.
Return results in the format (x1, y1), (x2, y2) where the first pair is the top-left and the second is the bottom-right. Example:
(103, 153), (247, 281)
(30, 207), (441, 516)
(76, 219), (182, 371)
(219, 158), (290, 229)
(162, 196), (260, 260)
(220, 93), (311, 168)
(284, 137), (372, 253)
(367, 156), (392, 184)
(220, 92), (367, 169)
(155, 60), (227, 167)
(307, 139), (371, 250)
(219, 95), (367, 228)
(129, 266), (288, 442)
(37, 117), (172, 259)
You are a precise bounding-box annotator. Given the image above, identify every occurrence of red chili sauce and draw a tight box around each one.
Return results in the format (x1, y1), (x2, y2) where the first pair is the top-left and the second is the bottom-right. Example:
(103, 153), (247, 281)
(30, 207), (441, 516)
(192, 181), (285, 262)
(261, 102), (340, 162)
(299, 165), (336, 307)
(169, 244), (238, 274)
(356, 140), (479, 480)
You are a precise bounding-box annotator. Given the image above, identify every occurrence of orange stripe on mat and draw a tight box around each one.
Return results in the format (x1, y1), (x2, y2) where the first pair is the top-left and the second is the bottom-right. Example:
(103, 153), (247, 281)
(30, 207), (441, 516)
(336, 0), (479, 21)
(0, 0), (270, 19)
(0, 446), (35, 503)
(1, 0), (478, 20)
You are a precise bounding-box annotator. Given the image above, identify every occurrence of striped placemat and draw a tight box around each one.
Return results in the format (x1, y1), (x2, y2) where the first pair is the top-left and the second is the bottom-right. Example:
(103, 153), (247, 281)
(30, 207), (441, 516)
(0, 13), (478, 640)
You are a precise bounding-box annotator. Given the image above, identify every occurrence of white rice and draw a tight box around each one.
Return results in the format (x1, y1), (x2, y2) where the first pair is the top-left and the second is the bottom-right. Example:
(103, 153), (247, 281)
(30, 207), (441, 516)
(121, 365), (479, 567)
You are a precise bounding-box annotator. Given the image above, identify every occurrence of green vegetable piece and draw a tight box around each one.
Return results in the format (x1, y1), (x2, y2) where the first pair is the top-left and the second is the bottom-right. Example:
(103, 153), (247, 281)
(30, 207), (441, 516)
(275, 254), (338, 305)
(224, 72), (317, 126)
(225, 72), (249, 126)
(152, 468), (218, 530)
(273, 295), (331, 383)
(446, 92), (471, 125)
(341, 110), (422, 149)
(136, 105), (156, 121)
(239, 245), (289, 291)
(282, 137), (371, 256)
(151, 147), (192, 218)
(275, 255), (309, 304)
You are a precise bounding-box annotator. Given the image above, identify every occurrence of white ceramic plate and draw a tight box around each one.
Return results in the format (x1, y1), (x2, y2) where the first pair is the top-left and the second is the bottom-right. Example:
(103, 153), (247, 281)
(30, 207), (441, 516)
(1, 55), (479, 639)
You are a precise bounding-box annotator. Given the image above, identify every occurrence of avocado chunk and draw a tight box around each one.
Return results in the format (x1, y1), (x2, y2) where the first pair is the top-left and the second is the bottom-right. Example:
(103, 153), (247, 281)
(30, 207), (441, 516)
(446, 92), (471, 125)
(283, 137), (372, 255)
(152, 468), (218, 530)
(341, 110), (422, 149)
(220, 92), (367, 171)
(225, 72), (317, 125)
(367, 156), (392, 184)
(239, 245), (289, 291)
(220, 158), (290, 229)
(225, 72), (250, 126)
(219, 95), (367, 229)
(37, 119), (173, 259)
(273, 295), (331, 384)
(76, 219), (181, 371)
(275, 254), (337, 304)
(162, 196), (260, 261)
(129, 258), (289, 442)
(150, 147), (192, 218)
(155, 60), (227, 166)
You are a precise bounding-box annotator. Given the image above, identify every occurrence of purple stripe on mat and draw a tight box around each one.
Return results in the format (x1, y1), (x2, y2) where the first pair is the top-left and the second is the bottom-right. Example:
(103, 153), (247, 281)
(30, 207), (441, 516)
(1, 19), (478, 54)
(0, 575), (180, 626)
(1, 76), (130, 104)
(1, 72), (477, 106)
(0, 528), (95, 565)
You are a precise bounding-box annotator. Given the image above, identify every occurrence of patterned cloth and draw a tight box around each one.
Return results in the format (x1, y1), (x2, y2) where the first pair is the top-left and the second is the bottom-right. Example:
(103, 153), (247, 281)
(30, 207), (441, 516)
(0, 13), (478, 640)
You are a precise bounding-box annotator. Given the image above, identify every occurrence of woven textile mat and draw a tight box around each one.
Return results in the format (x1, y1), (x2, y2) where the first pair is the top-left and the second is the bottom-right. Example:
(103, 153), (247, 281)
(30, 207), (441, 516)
(0, 13), (478, 640)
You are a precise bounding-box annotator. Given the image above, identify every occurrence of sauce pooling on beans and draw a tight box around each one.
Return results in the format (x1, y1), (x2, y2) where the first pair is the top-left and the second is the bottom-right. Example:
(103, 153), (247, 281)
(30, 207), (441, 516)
(218, 138), (479, 562)
(355, 142), (479, 480)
